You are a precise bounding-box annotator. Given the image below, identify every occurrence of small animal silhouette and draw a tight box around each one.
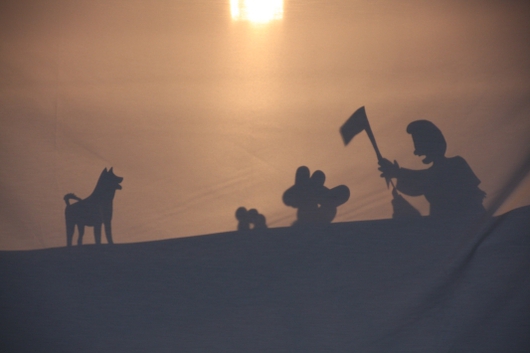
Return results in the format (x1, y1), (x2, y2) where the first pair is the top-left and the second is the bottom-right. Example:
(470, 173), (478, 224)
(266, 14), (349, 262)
(283, 166), (350, 225)
(235, 207), (268, 231)
(64, 168), (123, 246)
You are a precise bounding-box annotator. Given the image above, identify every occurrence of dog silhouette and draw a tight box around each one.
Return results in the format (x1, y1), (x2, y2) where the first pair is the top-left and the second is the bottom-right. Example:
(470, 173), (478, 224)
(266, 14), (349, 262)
(64, 168), (123, 246)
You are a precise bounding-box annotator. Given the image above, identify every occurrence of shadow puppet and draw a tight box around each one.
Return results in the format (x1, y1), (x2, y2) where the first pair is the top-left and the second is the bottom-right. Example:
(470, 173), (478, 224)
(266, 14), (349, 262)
(235, 207), (268, 231)
(64, 168), (123, 246)
(283, 166), (350, 225)
(378, 120), (486, 218)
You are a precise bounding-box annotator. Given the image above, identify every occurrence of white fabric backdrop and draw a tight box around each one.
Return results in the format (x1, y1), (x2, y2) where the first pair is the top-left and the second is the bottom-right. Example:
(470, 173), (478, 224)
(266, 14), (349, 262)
(1, 0), (529, 249)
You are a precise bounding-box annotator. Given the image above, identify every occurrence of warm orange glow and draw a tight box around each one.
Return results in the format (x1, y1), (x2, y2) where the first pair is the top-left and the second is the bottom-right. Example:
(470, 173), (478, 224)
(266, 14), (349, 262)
(230, 0), (283, 23)
(2, 1), (529, 250)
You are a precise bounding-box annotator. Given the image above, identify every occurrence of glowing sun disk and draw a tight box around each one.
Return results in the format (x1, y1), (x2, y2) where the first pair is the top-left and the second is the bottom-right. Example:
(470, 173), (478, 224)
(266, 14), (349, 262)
(231, 0), (284, 23)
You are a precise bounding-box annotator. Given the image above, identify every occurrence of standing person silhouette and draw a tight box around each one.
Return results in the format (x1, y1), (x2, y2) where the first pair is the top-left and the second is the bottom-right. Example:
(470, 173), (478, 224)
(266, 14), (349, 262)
(378, 120), (486, 218)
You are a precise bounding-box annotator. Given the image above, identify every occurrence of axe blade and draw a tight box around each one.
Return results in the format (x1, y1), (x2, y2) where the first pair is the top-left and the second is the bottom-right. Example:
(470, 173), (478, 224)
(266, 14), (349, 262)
(340, 106), (369, 146)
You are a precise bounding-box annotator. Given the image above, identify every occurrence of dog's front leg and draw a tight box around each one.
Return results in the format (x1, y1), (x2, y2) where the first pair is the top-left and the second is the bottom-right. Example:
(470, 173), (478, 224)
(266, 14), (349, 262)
(94, 223), (102, 245)
(104, 222), (114, 245)
(77, 224), (85, 246)
(66, 221), (75, 247)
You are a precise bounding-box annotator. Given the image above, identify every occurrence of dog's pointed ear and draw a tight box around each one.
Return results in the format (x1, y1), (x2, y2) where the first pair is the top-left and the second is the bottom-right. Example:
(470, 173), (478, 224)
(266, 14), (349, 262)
(109, 167), (114, 173)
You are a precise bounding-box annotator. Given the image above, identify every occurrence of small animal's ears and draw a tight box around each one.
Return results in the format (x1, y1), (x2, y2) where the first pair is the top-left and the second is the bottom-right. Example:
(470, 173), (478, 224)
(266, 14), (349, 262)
(104, 167), (108, 173)
(109, 167), (114, 173)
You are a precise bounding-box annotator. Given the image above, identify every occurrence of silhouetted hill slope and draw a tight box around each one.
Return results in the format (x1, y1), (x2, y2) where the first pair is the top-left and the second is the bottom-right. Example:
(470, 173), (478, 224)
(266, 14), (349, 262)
(1, 206), (529, 353)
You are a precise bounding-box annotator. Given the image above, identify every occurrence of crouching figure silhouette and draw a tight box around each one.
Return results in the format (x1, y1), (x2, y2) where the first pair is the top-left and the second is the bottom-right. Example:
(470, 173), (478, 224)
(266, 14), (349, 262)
(64, 168), (123, 246)
(283, 166), (350, 225)
(235, 207), (268, 231)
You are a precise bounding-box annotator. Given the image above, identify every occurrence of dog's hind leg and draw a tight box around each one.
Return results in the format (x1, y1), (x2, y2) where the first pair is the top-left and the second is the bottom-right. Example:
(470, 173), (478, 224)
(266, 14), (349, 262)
(66, 221), (75, 247)
(94, 223), (102, 245)
(104, 222), (114, 245)
(77, 224), (85, 246)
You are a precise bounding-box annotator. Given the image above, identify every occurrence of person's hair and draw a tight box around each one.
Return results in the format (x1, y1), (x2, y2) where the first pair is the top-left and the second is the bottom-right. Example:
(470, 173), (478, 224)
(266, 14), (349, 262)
(406, 120), (447, 156)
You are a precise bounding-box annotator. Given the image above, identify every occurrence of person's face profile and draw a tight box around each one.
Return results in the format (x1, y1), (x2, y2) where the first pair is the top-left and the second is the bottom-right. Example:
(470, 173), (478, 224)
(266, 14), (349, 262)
(412, 134), (434, 164)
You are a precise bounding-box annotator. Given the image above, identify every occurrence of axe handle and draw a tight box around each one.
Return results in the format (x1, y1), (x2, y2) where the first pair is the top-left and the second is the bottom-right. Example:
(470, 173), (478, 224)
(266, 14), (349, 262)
(364, 120), (395, 188)
(364, 120), (383, 162)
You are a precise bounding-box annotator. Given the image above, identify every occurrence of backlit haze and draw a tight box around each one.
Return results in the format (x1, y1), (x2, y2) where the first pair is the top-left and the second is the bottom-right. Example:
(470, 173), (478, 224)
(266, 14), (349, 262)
(1, 0), (529, 249)
(231, 0), (284, 23)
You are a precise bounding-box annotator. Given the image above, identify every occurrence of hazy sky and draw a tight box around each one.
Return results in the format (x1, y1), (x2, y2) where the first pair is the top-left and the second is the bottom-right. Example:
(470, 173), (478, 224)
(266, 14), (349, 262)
(1, 0), (529, 250)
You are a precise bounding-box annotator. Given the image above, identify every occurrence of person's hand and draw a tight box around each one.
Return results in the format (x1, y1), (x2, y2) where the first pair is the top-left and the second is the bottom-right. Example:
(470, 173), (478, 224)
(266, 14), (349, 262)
(378, 158), (400, 179)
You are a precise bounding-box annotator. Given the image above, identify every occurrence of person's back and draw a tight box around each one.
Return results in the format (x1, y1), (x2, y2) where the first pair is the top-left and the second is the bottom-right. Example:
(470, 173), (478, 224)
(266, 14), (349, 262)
(420, 156), (485, 217)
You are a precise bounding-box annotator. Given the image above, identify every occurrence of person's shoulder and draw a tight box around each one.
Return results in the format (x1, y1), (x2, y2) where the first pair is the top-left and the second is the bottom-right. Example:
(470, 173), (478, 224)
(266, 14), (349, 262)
(447, 155), (470, 167)
(447, 156), (479, 179)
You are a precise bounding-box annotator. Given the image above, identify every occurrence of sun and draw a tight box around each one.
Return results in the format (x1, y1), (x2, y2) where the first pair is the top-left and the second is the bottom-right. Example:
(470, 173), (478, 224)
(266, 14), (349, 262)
(230, 0), (284, 23)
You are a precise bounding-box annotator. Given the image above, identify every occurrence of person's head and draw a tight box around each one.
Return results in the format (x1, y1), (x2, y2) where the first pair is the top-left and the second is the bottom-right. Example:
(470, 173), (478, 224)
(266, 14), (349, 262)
(406, 120), (446, 164)
(247, 208), (259, 219)
(235, 207), (248, 221)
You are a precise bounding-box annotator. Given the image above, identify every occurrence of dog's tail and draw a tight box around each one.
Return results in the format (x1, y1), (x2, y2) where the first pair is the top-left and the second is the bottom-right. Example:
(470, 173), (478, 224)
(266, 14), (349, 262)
(64, 193), (82, 206)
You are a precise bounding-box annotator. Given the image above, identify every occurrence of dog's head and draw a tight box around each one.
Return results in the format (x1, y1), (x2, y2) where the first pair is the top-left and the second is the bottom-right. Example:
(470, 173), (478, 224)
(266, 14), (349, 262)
(100, 167), (123, 191)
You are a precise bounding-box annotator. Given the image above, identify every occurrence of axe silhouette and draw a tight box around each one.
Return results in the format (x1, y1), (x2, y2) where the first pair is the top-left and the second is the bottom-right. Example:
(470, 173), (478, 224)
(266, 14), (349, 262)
(340, 107), (421, 218)
(340, 106), (391, 187)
